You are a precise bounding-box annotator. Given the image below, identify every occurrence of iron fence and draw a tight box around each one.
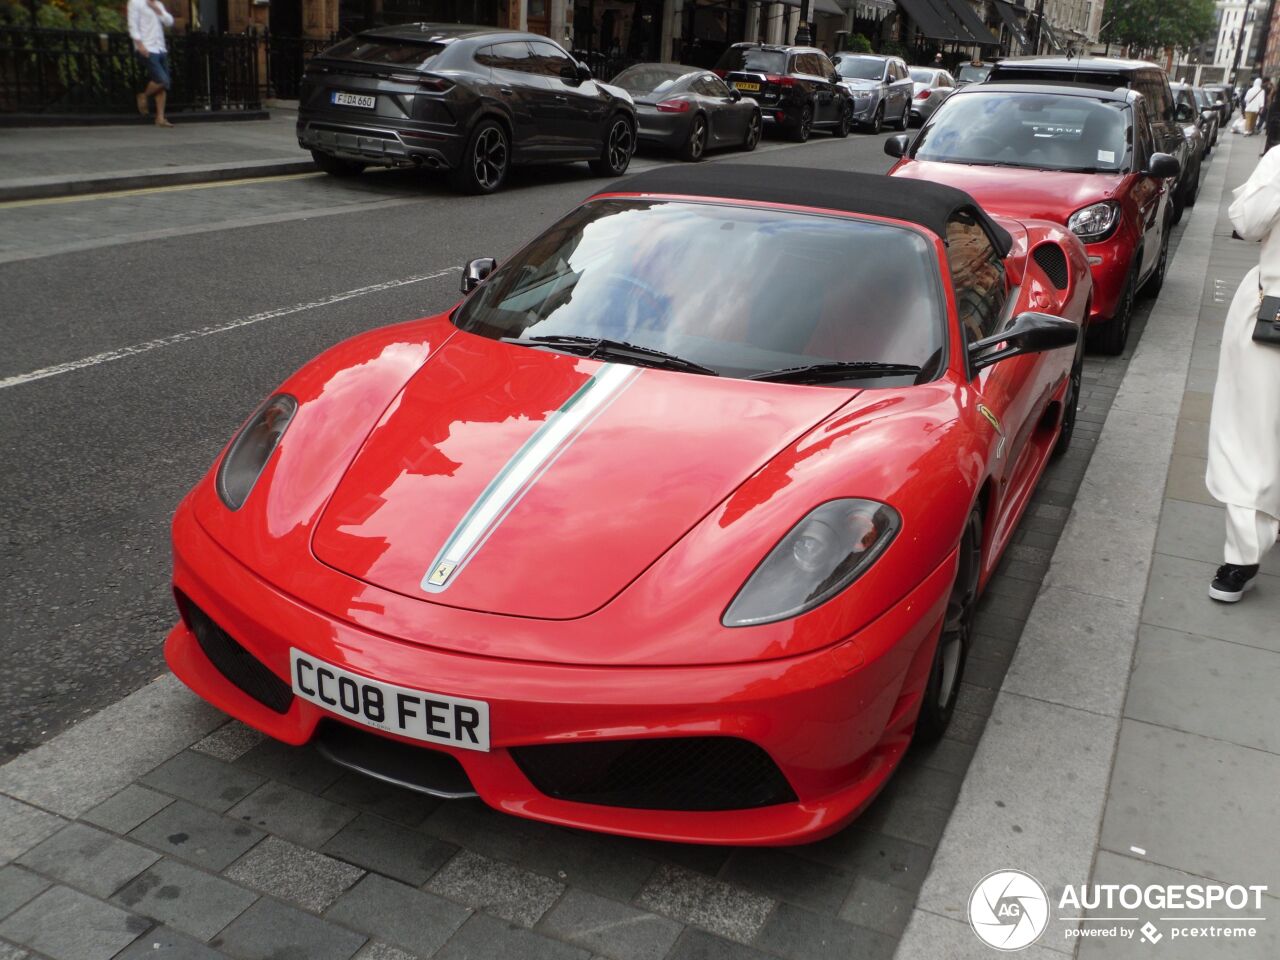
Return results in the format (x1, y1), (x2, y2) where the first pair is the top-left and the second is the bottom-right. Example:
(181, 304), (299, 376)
(571, 50), (638, 84)
(265, 31), (336, 100)
(0, 27), (262, 115)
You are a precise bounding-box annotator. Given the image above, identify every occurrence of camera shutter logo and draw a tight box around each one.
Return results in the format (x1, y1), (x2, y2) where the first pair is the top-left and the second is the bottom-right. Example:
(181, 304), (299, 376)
(968, 869), (1050, 951)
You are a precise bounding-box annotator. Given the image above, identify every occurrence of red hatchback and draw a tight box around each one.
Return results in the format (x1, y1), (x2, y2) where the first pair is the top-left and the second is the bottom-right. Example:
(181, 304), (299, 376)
(887, 83), (1180, 354)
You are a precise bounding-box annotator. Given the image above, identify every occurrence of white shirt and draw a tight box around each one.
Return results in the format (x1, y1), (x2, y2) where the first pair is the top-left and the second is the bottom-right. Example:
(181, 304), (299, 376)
(128, 0), (173, 55)
(1245, 84), (1265, 113)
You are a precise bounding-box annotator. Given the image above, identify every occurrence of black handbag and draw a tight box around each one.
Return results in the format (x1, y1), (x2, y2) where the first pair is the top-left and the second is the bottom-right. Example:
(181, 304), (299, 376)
(1256, 293), (1280, 345)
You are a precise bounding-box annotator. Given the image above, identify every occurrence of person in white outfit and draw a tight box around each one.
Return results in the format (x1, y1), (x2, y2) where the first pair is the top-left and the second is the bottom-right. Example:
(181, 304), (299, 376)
(1206, 146), (1280, 601)
(127, 0), (175, 127)
(1244, 77), (1266, 135)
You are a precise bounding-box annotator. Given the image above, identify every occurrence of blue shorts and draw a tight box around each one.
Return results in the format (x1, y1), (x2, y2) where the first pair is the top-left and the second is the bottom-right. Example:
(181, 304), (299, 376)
(141, 51), (170, 89)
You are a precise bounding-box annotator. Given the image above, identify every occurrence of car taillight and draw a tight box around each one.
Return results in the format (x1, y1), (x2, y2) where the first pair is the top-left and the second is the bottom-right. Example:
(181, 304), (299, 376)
(765, 74), (794, 87)
(656, 98), (691, 113)
(712, 68), (726, 78)
(416, 74), (452, 92)
(915, 89), (931, 99)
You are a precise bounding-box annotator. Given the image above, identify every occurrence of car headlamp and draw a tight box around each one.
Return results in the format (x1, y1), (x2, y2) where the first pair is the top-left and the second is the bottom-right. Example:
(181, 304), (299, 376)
(722, 499), (900, 627)
(1067, 201), (1121, 243)
(216, 394), (297, 510)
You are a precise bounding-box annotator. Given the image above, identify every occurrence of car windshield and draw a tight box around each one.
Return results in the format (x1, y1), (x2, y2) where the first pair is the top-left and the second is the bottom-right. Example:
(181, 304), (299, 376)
(321, 35), (445, 69)
(613, 64), (692, 95)
(909, 68), (937, 83)
(1192, 88), (1211, 108)
(454, 199), (944, 384)
(957, 63), (991, 83)
(835, 57), (885, 80)
(716, 47), (786, 74)
(915, 91), (1130, 173)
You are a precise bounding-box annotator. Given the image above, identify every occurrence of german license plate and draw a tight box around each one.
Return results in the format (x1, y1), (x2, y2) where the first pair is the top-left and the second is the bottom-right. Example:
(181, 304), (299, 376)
(332, 91), (376, 109)
(290, 649), (490, 751)
(734, 81), (761, 92)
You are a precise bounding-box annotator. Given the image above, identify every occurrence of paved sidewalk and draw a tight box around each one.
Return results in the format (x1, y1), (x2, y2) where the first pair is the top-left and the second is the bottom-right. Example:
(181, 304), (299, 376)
(0, 112), (311, 202)
(895, 133), (1279, 958)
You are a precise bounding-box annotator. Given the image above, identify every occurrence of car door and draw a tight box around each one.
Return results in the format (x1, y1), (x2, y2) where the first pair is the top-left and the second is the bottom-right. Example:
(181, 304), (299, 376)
(812, 51), (842, 124)
(529, 39), (609, 156)
(792, 52), (828, 123)
(695, 73), (746, 144)
(892, 60), (913, 117)
(1131, 100), (1164, 282)
(475, 41), (551, 157)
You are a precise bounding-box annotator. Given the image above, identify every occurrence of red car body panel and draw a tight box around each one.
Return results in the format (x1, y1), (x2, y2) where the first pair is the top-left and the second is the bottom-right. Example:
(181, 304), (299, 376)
(890, 158), (1162, 325)
(168, 186), (1090, 844)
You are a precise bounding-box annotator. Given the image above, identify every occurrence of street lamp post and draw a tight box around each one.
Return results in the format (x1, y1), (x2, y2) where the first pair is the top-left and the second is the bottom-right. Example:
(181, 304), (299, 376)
(1231, 0), (1256, 84)
(794, 0), (812, 45)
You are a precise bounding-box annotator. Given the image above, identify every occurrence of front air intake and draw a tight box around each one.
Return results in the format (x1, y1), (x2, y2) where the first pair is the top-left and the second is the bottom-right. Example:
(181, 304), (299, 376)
(177, 594), (294, 714)
(1032, 243), (1070, 290)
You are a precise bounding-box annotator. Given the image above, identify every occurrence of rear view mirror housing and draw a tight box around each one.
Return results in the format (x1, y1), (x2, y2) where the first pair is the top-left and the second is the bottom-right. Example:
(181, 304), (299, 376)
(1144, 152), (1181, 179)
(461, 257), (496, 293)
(577, 62), (592, 81)
(969, 312), (1079, 373)
(883, 133), (911, 158)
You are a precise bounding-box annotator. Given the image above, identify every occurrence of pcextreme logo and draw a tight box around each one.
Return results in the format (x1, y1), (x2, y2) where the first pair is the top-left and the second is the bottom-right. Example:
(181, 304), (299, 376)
(968, 869), (1269, 951)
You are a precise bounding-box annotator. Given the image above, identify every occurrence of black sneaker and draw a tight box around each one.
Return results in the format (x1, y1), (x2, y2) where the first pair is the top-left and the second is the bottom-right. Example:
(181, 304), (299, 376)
(1209, 563), (1260, 602)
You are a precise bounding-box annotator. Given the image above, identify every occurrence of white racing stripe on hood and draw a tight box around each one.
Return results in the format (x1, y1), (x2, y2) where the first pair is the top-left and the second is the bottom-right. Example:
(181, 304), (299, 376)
(420, 362), (641, 593)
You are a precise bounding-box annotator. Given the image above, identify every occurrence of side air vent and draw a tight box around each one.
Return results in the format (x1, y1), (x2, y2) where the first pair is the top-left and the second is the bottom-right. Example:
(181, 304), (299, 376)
(1032, 244), (1070, 290)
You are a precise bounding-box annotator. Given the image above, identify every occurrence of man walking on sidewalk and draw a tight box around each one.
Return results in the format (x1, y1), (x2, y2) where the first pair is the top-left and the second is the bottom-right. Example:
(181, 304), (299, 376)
(129, 0), (175, 127)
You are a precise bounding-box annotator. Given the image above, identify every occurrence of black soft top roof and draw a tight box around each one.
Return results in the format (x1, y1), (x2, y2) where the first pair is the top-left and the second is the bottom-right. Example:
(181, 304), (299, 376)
(604, 164), (1013, 256)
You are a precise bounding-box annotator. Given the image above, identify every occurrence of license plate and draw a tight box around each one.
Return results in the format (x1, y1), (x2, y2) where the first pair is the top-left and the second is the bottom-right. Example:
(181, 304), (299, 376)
(290, 649), (490, 751)
(734, 81), (761, 92)
(331, 91), (376, 109)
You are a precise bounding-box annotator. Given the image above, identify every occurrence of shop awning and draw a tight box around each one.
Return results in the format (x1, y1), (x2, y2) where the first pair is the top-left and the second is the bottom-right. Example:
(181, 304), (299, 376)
(895, 0), (965, 42)
(771, 0), (846, 18)
(1039, 19), (1065, 52)
(938, 0), (999, 46)
(992, 0), (1028, 47)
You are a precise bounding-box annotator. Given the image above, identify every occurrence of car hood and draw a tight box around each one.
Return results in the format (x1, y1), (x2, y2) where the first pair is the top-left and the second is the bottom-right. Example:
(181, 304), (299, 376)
(891, 159), (1125, 225)
(839, 78), (881, 91)
(596, 81), (632, 104)
(311, 333), (852, 620)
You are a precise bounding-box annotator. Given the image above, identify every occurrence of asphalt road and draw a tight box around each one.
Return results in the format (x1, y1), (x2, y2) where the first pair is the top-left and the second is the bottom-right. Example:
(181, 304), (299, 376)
(0, 129), (898, 760)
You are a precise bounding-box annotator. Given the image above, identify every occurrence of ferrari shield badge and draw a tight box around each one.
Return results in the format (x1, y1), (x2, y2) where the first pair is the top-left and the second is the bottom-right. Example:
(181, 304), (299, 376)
(427, 560), (457, 587)
(977, 404), (1006, 460)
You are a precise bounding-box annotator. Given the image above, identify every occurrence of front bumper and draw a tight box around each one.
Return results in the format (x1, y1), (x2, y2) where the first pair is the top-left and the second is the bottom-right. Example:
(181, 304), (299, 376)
(297, 117), (465, 171)
(849, 98), (877, 122)
(1082, 226), (1139, 325)
(166, 501), (954, 845)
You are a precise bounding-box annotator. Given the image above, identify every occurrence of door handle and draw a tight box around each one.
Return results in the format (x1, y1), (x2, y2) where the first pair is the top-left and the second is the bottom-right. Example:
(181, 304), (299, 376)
(499, 87), (514, 96)
(554, 94), (568, 102)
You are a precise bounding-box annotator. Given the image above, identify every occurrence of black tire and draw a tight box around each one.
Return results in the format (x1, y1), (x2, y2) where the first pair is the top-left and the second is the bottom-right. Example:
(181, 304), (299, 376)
(892, 101), (909, 130)
(916, 508), (982, 743)
(790, 104), (813, 142)
(833, 102), (851, 138)
(680, 114), (708, 162)
(449, 119), (509, 195)
(740, 111), (761, 151)
(1088, 266), (1135, 355)
(311, 150), (364, 178)
(1053, 347), (1083, 458)
(865, 103), (883, 134)
(589, 115), (634, 176)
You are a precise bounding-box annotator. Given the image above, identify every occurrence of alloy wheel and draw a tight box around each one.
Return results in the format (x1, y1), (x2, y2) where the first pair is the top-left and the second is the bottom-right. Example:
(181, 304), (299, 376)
(743, 112), (761, 150)
(608, 119), (633, 171)
(472, 126), (508, 191)
(689, 117), (706, 160)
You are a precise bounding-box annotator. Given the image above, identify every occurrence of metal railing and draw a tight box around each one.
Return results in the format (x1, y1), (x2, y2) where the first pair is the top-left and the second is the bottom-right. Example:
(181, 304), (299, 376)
(0, 26), (262, 115)
(265, 31), (336, 100)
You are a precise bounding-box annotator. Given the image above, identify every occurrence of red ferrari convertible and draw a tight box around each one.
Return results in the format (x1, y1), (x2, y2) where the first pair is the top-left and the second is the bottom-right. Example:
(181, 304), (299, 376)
(166, 166), (1089, 845)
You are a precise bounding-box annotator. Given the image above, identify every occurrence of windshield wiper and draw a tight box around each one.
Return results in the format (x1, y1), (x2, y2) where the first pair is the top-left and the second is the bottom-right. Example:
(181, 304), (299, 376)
(747, 361), (922, 384)
(503, 335), (719, 376)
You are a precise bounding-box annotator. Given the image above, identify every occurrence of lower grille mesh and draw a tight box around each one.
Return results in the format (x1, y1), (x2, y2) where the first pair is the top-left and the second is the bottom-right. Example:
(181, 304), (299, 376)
(179, 594), (294, 714)
(511, 736), (797, 811)
(1032, 243), (1070, 290)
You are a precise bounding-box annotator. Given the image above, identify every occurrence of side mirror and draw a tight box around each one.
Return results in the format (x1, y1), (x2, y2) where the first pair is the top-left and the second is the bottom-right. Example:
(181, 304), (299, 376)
(577, 62), (592, 81)
(461, 257), (496, 293)
(1144, 152), (1181, 179)
(1175, 102), (1195, 123)
(883, 133), (911, 158)
(560, 63), (579, 82)
(830, 72), (841, 84)
(969, 312), (1078, 373)
(729, 87), (742, 101)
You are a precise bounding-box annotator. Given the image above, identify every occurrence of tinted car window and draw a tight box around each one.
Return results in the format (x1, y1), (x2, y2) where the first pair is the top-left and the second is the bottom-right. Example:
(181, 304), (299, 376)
(322, 35), (446, 69)
(528, 40), (575, 78)
(475, 41), (534, 71)
(702, 74), (732, 96)
(835, 56), (887, 80)
(909, 68), (936, 83)
(916, 91), (1130, 173)
(1134, 101), (1155, 164)
(814, 53), (835, 77)
(716, 47), (787, 74)
(947, 213), (1007, 343)
(455, 198), (945, 381)
(957, 63), (991, 83)
(613, 63), (690, 95)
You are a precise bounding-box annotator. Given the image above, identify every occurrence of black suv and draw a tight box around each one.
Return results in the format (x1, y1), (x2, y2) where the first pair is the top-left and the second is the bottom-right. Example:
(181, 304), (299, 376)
(714, 43), (850, 142)
(987, 57), (1196, 219)
(298, 24), (637, 194)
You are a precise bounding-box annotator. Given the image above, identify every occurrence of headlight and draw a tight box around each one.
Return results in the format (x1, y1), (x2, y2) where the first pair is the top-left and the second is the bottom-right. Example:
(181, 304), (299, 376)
(1067, 201), (1121, 243)
(723, 499), (900, 627)
(216, 394), (297, 510)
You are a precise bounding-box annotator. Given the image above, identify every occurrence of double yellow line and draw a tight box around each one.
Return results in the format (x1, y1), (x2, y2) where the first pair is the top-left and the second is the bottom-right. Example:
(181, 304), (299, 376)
(0, 171), (326, 210)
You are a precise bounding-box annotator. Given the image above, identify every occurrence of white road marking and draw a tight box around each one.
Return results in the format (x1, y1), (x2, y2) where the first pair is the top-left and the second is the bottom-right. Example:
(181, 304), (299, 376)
(0, 269), (458, 391)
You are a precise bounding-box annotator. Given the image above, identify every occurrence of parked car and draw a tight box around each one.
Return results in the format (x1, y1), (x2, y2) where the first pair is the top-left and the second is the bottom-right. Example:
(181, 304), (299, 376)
(830, 52), (912, 132)
(887, 83), (1179, 355)
(907, 66), (956, 125)
(955, 60), (993, 87)
(165, 163), (1087, 846)
(298, 25), (637, 194)
(612, 63), (761, 160)
(987, 57), (1194, 221)
(714, 43), (850, 141)
(1192, 85), (1221, 147)
(1204, 83), (1234, 122)
(1171, 82), (1209, 175)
